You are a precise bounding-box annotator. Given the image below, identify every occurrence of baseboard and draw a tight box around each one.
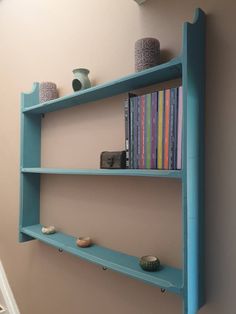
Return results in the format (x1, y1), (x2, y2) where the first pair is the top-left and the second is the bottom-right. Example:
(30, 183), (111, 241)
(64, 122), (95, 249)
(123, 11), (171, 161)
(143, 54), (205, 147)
(0, 261), (20, 314)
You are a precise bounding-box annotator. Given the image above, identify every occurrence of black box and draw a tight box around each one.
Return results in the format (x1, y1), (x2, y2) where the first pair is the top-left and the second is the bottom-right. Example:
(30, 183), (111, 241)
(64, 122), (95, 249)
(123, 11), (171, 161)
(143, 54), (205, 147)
(100, 151), (126, 169)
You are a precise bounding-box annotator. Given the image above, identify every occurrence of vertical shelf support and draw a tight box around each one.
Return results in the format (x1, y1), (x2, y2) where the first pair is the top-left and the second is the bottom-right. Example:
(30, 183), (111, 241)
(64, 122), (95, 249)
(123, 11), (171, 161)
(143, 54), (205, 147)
(182, 8), (205, 313)
(19, 83), (41, 242)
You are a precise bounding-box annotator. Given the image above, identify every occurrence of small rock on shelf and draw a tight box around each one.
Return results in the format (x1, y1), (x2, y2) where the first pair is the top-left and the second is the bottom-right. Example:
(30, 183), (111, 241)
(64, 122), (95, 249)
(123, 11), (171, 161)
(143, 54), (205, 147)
(76, 236), (92, 248)
(41, 226), (56, 235)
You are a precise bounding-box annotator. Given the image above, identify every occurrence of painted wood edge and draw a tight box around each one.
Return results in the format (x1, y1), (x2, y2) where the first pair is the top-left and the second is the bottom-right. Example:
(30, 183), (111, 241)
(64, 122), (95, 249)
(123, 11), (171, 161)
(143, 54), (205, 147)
(21, 167), (182, 179)
(182, 7), (206, 314)
(21, 82), (39, 110)
(20, 83), (41, 242)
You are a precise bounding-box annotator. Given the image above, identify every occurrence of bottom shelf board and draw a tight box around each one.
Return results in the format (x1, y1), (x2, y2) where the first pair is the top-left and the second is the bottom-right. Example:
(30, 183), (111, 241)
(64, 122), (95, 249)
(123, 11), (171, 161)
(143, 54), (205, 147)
(21, 224), (183, 295)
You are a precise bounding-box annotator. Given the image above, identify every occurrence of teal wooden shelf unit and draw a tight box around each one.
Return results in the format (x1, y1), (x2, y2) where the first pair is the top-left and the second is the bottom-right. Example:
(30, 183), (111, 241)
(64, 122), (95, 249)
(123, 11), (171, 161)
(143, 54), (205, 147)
(19, 8), (205, 314)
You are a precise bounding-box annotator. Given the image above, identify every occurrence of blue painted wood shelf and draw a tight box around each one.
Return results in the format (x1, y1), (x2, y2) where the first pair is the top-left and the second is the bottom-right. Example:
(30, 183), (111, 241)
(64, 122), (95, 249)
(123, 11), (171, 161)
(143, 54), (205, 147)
(21, 167), (182, 178)
(23, 57), (182, 114)
(20, 8), (205, 314)
(21, 224), (183, 295)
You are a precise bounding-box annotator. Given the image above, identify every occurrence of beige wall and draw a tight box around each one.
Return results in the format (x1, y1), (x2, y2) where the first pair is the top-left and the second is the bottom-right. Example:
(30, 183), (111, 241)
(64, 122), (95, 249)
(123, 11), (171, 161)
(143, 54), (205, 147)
(0, 0), (235, 313)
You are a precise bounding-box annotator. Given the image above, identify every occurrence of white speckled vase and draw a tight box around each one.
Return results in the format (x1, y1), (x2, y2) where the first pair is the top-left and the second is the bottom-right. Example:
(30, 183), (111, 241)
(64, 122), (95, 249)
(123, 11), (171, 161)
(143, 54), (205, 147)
(135, 38), (160, 72)
(39, 82), (58, 103)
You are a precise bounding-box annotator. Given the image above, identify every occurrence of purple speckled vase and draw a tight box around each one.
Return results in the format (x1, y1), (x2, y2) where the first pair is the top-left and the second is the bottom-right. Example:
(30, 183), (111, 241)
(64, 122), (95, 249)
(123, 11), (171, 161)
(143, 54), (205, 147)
(135, 38), (160, 72)
(39, 82), (58, 103)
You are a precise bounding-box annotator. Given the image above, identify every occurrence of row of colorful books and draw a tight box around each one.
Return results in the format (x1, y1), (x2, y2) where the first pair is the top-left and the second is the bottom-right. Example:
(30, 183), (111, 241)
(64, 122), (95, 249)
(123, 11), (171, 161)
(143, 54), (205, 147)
(124, 86), (183, 170)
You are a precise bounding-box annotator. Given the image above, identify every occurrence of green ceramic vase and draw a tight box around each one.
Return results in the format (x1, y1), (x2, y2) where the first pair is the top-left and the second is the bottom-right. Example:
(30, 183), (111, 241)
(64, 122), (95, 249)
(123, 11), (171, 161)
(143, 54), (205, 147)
(72, 68), (91, 91)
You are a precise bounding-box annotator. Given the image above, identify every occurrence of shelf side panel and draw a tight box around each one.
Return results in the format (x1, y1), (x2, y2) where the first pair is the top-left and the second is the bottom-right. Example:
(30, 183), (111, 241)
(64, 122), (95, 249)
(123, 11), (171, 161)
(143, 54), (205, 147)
(182, 8), (206, 313)
(19, 174), (40, 242)
(21, 83), (40, 110)
(20, 84), (41, 242)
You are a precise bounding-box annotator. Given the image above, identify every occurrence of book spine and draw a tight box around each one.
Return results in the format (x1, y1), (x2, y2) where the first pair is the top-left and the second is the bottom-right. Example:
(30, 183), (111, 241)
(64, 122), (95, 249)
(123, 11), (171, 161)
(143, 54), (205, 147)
(177, 86), (183, 170)
(157, 90), (164, 169)
(151, 92), (157, 169)
(169, 88), (175, 170)
(140, 95), (145, 169)
(162, 90), (166, 169)
(124, 97), (130, 168)
(137, 96), (141, 168)
(145, 93), (152, 169)
(144, 95), (147, 168)
(156, 93), (159, 169)
(173, 87), (178, 169)
(169, 88), (178, 169)
(129, 97), (135, 169)
(164, 89), (170, 170)
(133, 96), (138, 169)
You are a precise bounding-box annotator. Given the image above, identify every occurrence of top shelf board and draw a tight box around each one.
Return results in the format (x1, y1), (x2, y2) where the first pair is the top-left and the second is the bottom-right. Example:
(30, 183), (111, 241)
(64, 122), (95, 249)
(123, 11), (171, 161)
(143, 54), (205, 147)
(23, 57), (182, 114)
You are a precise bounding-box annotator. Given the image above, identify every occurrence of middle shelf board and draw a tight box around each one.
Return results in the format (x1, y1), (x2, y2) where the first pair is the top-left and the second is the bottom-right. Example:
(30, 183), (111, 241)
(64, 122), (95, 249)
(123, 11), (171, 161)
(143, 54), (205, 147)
(22, 57), (182, 114)
(21, 168), (182, 179)
(21, 224), (183, 295)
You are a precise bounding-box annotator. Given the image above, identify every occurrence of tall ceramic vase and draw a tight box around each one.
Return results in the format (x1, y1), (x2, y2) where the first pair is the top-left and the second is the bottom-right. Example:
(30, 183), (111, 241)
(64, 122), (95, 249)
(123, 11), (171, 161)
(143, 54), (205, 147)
(72, 68), (91, 92)
(135, 38), (160, 72)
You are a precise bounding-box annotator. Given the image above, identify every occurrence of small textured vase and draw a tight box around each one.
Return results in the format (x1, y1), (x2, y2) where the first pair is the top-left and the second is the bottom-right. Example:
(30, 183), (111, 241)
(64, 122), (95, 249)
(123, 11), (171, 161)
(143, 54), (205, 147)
(72, 68), (91, 92)
(39, 82), (58, 103)
(139, 255), (160, 272)
(135, 38), (160, 72)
